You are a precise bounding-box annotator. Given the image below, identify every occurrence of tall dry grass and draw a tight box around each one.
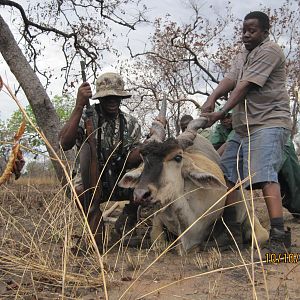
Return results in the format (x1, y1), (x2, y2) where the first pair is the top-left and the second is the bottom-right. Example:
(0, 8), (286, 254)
(0, 180), (103, 298)
(16, 176), (58, 186)
(0, 178), (276, 299)
(1, 77), (295, 300)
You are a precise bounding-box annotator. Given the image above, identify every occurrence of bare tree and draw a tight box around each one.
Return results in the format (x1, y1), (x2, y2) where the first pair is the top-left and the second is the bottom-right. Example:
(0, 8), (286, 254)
(0, 0), (148, 89)
(122, 0), (300, 137)
(1, 0), (299, 179)
(122, 3), (236, 135)
(0, 0), (148, 180)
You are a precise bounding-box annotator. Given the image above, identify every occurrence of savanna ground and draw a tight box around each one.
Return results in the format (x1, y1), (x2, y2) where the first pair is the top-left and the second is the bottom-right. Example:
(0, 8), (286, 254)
(0, 178), (300, 300)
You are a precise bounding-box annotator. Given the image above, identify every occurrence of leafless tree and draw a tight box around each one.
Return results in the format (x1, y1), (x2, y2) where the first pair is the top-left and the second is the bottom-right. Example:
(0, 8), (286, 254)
(122, 3), (237, 135)
(0, 0), (148, 180)
(122, 0), (300, 137)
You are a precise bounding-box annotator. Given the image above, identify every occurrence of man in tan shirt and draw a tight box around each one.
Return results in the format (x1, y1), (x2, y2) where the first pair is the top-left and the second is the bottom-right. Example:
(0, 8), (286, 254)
(201, 11), (292, 255)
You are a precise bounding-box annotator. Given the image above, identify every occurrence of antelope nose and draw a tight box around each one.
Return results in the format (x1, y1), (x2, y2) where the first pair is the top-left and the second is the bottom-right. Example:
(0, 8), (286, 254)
(134, 188), (151, 203)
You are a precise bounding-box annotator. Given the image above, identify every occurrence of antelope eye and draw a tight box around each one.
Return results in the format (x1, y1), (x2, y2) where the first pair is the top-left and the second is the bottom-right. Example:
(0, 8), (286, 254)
(173, 155), (182, 163)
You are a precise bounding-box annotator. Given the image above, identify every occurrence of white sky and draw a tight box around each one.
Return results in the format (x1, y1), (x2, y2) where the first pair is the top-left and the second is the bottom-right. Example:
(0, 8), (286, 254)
(0, 0), (286, 121)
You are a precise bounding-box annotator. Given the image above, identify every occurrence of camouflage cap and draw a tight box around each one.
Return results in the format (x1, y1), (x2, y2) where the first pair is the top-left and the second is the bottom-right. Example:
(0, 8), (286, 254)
(92, 72), (132, 100)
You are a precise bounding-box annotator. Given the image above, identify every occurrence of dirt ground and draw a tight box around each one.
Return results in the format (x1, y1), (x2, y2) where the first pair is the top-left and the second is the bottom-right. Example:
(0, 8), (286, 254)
(0, 181), (300, 300)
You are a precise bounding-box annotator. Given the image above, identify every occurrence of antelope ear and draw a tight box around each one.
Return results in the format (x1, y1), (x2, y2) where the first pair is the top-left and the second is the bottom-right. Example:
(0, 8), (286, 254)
(187, 171), (226, 190)
(183, 163), (226, 190)
(118, 166), (143, 188)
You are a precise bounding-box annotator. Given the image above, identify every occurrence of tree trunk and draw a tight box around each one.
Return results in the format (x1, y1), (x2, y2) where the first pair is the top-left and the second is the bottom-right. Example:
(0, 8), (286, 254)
(0, 14), (70, 182)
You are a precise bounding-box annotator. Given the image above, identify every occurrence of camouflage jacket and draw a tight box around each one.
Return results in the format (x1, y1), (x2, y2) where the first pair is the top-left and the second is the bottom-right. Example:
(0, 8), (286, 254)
(210, 124), (233, 147)
(76, 104), (141, 190)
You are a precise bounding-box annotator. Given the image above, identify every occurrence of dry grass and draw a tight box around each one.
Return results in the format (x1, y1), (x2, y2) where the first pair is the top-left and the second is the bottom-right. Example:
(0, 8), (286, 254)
(1, 82), (299, 299)
(15, 176), (59, 186)
(0, 181), (104, 299)
(0, 180), (300, 299)
(193, 248), (222, 271)
(0, 151), (298, 299)
(0, 180), (171, 298)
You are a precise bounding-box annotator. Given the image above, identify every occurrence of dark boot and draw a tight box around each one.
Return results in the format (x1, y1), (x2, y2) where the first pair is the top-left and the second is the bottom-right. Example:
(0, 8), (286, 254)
(254, 227), (291, 261)
(72, 208), (106, 256)
(267, 227), (291, 252)
(202, 219), (244, 251)
(115, 203), (139, 236)
(222, 206), (245, 248)
(224, 221), (244, 246)
(114, 203), (154, 249)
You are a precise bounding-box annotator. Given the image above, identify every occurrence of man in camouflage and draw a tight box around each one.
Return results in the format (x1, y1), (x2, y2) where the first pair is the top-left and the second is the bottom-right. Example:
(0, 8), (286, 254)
(59, 72), (142, 251)
(209, 111), (234, 154)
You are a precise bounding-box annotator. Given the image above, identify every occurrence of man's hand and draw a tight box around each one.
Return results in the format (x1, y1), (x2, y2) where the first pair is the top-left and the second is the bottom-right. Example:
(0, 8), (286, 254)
(201, 95), (216, 113)
(201, 111), (224, 128)
(76, 82), (92, 108)
(155, 115), (167, 128)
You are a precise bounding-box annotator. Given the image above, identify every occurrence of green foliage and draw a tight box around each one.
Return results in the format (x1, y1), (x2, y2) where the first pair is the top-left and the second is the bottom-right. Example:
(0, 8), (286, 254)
(1, 95), (74, 157)
(0, 120), (11, 158)
(51, 95), (75, 123)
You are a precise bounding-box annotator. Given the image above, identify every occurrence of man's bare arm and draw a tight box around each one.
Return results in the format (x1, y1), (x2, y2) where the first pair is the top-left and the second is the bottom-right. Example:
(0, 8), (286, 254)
(59, 82), (91, 150)
(202, 80), (254, 128)
(201, 78), (236, 113)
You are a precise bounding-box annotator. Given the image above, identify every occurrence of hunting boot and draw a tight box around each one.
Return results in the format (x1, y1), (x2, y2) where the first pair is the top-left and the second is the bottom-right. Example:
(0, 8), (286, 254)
(255, 227), (291, 262)
(222, 206), (245, 249)
(115, 202), (139, 236)
(269, 227), (291, 252)
(72, 206), (106, 256)
(114, 203), (154, 248)
(133, 203), (156, 248)
(202, 206), (244, 251)
(264, 227), (291, 253)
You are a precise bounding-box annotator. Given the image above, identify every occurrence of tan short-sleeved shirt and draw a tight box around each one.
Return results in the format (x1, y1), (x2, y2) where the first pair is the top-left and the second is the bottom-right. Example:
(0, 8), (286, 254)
(225, 37), (291, 136)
